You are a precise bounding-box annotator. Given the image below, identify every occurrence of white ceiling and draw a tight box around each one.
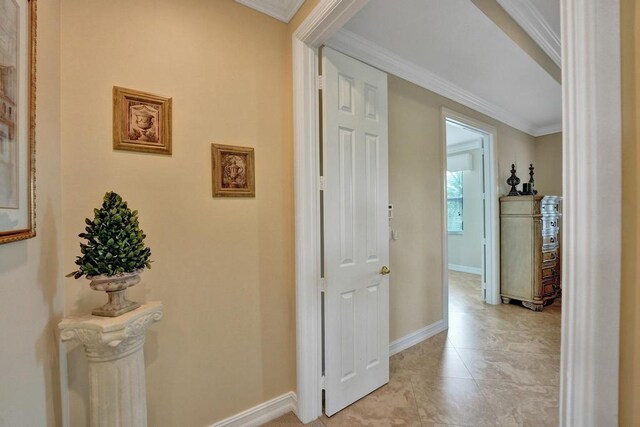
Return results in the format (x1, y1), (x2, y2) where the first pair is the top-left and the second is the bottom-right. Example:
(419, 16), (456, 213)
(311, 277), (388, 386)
(234, 0), (304, 23)
(497, 0), (561, 66)
(329, 0), (562, 136)
(446, 122), (483, 146)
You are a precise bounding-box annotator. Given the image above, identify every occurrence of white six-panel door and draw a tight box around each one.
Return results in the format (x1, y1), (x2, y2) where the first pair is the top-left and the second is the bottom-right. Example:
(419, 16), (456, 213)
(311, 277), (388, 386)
(322, 47), (389, 417)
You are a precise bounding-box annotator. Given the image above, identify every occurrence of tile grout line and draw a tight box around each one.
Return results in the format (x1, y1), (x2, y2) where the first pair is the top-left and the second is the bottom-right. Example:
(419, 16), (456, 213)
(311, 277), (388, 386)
(407, 373), (424, 425)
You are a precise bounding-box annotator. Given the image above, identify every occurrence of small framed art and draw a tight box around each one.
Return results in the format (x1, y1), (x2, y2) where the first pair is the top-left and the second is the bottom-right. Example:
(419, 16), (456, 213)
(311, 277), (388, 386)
(211, 144), (255, 198)
(113, 86), (172, 155)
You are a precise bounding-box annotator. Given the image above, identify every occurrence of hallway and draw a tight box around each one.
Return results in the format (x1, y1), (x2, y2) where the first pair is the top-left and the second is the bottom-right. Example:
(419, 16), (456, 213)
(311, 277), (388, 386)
(267, 271), (561, 426)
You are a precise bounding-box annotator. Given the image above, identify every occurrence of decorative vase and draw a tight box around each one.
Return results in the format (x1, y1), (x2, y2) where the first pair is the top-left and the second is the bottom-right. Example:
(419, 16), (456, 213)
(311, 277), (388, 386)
(88, 269), (142, 317)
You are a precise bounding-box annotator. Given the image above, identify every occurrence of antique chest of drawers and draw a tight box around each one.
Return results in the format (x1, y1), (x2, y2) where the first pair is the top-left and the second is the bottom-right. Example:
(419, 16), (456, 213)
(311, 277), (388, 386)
(500, 195), (561, 311)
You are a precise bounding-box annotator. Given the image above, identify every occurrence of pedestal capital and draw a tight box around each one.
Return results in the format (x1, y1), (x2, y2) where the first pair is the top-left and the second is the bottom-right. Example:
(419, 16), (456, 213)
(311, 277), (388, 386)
(59, 301), (163, 362)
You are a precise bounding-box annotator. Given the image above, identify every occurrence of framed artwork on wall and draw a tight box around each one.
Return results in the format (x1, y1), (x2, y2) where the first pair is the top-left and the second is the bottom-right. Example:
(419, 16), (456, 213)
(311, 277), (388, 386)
(0, 0), (37, 244)
(211, 144), (255, 198)
(113, 86), (172, 155)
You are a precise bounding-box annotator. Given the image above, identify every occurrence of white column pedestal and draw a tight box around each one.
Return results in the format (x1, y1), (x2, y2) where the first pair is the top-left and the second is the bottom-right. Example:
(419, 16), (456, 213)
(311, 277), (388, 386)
(60, 302), (163, 427)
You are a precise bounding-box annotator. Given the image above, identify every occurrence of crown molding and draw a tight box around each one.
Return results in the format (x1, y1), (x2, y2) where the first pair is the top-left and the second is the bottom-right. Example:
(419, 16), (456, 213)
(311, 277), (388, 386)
(327, 29), (554, 136)
(496, 0), (561, 67)
(534, 122), (563, 136)
(235, 0), (305, 23)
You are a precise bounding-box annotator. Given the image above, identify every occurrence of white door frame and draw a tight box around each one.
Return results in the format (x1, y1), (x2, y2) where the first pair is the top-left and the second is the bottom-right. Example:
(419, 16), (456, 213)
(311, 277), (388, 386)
(292, 0), (622, 424)
(442, 109), (500, 306)
(559, 0), (621, 425)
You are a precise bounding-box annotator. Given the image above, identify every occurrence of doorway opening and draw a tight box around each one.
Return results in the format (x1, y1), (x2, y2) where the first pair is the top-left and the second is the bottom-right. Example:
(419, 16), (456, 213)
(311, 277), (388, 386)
(292, 1), (622, 425)
(443, 111), (500, 310)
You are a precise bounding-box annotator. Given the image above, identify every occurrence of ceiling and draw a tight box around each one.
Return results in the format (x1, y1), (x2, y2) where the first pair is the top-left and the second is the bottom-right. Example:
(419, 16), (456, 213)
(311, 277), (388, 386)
(234, 0), (304, 23)
(497, 0), (561, 66)
(331, 0), (561, 136)
(446, 122), (484, 146)
(237, 0), (562, 136)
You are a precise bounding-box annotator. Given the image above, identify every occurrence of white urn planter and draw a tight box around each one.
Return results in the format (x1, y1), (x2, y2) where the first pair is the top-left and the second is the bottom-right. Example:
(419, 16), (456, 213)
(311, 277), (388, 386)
(89, 269), (142, 317)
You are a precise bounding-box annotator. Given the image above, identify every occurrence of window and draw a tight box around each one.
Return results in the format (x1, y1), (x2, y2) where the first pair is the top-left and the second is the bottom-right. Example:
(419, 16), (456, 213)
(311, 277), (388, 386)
(447, 171), (463, 233)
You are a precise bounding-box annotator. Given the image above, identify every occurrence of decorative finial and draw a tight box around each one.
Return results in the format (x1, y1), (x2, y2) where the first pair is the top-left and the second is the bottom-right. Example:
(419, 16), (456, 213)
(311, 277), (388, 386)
(528, 163), (537, 195)
(507, 164), (520, 196)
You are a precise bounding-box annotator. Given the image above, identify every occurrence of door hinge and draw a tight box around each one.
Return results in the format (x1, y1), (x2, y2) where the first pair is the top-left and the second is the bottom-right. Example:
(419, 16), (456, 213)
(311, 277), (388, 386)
(321, 375), (326, 389)
(319, 176), (325, 191)
(320, 277), (326, 291)
(317, 75), (324, 90)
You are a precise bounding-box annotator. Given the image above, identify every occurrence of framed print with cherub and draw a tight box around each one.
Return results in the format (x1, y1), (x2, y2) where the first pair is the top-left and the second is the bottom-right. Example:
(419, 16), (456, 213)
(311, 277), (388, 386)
(113, 86), (172, 155)
(211, 144), (255, 198)
(0, 0), (37, 245)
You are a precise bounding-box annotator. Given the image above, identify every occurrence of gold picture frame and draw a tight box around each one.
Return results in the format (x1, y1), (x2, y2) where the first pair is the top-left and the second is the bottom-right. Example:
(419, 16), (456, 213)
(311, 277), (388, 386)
(0, 0), (37, 245)
(211, 144), (255, 198)
(113, 86), (172, 155)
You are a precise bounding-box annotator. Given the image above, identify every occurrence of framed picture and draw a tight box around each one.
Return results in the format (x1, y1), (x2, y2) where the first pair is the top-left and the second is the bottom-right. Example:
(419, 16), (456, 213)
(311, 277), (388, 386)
(0, 0), (36, 244)
(113, 86), (172, 155)
(211, 144), (255, 198)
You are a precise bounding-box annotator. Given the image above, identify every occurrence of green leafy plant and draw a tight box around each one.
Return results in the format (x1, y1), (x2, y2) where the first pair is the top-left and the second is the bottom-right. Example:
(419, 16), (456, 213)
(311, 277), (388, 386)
(69, 192), (152, 279)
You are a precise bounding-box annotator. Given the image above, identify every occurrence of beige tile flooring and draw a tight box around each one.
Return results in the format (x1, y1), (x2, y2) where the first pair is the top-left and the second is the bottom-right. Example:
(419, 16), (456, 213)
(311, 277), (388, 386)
(265, 271), (561, 426)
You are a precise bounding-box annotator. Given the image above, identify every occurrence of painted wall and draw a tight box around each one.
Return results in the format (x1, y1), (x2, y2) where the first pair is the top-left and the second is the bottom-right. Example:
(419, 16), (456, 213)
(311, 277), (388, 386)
(620, 0), (640, 423)
(388, 75), (536, 341)
(60, 1), (295, 425)
(0, 1), (63, 425)
(534, 132), (562, 197)
(447, 148), (484, 272)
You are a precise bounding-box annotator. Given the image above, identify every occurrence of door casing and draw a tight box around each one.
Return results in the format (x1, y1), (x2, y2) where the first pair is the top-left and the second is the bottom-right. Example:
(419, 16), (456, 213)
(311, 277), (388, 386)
(292, 0), (622, 424)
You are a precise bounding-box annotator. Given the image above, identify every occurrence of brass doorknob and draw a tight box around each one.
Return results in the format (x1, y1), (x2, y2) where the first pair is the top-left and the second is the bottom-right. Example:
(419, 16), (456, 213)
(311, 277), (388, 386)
(380, 266), (391, 275)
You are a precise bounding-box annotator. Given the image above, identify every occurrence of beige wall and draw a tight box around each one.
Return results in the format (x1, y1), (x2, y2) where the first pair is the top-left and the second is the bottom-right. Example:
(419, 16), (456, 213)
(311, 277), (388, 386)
(0, 1), (63, 426)
(387, 75), (536, 341)
(60, 1), (295, 425)
(620, 0), (640, 423)
(534, 132), (562, 197)
(447, 148), (484, 270)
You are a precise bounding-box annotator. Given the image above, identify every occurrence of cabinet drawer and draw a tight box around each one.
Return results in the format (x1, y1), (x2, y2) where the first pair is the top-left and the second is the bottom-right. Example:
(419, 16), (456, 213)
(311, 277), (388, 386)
(500, 196), (544, 215)
(543, 218), (560, 230)
(542, 266), (560, 279)
(543, 281), (559, 296)
(541, 203), (560, 214)
(543, 275), (560, 295)
(542, 251), (558, 263)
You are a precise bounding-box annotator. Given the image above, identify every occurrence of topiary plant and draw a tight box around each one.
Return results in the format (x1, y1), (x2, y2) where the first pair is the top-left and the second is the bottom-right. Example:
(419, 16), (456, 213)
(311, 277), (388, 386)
(69, 191), (151, 279)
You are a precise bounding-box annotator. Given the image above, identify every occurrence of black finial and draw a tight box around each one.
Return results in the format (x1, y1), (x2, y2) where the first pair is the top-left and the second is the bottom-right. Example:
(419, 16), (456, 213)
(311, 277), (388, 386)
(507, 164), (520, 196)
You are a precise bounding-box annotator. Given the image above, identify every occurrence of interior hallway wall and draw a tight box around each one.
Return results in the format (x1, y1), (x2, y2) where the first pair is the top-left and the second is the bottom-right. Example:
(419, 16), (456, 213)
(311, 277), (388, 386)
(534, 132), (562, 197)
(388, 75), (536, 341)
(60, 1), (295, 425)
(0, 0), (64, 425)
(620, 0), (640, 422)
(447, 148), (484, 272)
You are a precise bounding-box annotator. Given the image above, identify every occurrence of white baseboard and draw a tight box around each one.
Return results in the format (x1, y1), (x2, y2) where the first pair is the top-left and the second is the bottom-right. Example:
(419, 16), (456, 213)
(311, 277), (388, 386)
(212, 320), (448, 426)
(389, 319), (448, 356)
(448, 264), (482, 275)
(210, 392), (297, 427)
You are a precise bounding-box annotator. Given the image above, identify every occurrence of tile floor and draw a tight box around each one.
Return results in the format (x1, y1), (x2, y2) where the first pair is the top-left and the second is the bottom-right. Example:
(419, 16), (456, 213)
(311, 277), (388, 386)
(265, 271), (561, 426)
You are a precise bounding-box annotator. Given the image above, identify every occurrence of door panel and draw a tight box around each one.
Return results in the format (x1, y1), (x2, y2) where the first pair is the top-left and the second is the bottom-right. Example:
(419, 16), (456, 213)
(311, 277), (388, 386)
(322, 47), (389, 417)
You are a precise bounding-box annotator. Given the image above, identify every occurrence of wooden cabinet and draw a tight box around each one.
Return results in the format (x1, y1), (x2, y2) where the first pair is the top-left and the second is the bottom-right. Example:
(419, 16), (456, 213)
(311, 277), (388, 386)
(500, 195), (561, 311)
